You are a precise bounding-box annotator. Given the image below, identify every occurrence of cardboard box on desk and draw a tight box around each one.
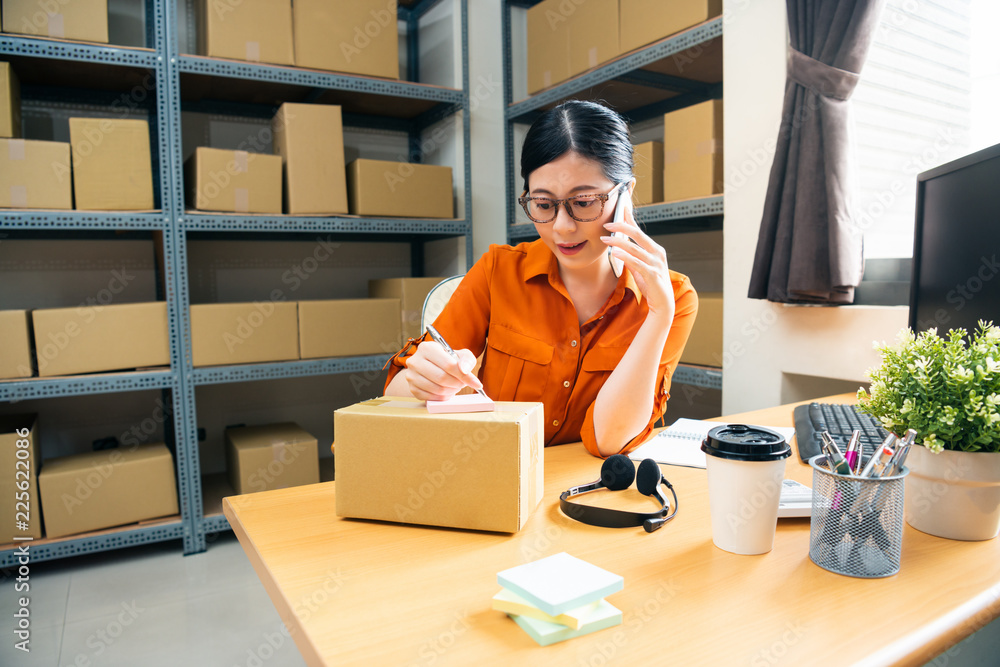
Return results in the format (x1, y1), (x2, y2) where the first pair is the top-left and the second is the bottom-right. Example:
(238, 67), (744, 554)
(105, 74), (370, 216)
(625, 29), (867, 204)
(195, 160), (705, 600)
(620, 0), (722, 54)
(196, 0), (294, 66)
(293, 0), (398, 79)
(633, 141), (663, 206)
(2, 0), (109, 43)
(368, 277), (450, 345)
(69, 118), (154, 210)
(0, 62), (22, 138)
(38, 443), (179, 539)
(335, 397), (544, 533)
(31, 302), (170, 377)
(0, 139), (73, 209)
(347, 159), (453, 218)
(272, 103), (348, 215)
(190, 302), (299, 367)
(226, 423), (319, 494)
(185, 147), (283, 214)
(298, 299), (401, 359)
(679, 292), (721, 367)
(0, 310), (33, 379)
(0, 415), (42, 541)
(663, 99), (723, 201)
(526, 0), (570, 94)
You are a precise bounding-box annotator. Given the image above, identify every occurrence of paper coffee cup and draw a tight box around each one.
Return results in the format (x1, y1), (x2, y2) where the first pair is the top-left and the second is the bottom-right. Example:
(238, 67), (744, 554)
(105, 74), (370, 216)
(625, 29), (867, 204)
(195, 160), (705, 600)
(701, 424), (791, 555)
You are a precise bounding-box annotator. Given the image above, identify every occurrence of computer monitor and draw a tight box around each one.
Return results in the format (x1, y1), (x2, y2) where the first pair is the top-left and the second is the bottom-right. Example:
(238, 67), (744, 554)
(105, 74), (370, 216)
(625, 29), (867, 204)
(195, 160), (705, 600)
(909, 141), (1000, 334)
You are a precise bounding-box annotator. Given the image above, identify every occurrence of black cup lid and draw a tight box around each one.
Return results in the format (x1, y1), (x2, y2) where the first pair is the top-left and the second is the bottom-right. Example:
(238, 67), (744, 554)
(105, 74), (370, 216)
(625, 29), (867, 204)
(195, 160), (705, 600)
(700, 424), (791, 462)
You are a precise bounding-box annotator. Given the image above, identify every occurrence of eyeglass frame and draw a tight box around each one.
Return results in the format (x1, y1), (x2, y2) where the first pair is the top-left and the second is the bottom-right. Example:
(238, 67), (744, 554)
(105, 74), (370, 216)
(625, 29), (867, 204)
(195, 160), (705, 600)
(518, 182), (627, 224)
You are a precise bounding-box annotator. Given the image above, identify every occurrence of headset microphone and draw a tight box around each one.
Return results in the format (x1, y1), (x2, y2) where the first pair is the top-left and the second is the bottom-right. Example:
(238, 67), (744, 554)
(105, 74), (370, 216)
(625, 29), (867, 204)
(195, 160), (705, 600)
(559, 455), (679, 532)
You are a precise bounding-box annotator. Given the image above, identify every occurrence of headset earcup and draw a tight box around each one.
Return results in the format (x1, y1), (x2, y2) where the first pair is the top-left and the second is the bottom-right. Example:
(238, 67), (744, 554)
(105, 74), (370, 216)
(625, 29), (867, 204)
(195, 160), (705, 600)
(600, 454), (636, 491)
(636, 458), (663, 496)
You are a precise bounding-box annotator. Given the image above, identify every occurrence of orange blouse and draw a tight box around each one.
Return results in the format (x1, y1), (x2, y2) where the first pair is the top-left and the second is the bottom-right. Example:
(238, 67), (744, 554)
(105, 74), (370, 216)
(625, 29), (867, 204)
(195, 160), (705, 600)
(384, 240), (699, 457)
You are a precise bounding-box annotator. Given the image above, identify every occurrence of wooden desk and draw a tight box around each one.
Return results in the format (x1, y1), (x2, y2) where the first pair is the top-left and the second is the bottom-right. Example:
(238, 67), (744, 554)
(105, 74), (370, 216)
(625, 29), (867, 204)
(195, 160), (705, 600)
(224, 395), (1000, 666)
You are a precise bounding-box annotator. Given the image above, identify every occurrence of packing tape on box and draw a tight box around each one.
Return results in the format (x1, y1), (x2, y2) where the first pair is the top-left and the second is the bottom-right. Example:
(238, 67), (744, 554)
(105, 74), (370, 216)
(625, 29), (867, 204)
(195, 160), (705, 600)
(589, 47), (598, 68)
(543, 71), (552, 88)
(664, 149), (680, 165)
(234, 188), (249, 213)
(245, 42), (261, 62)
(271, 442), (285, 462)
(233, 151), (249, 173)
(8, 139), (25, 161)
(48, 13), (65, 38)
(10, 185), (27, 207)
(696, 139), (719, 156)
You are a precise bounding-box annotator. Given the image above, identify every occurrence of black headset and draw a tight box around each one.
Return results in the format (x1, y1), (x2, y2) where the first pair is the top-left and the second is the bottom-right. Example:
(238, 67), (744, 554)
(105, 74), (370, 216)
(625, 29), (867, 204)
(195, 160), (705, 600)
(559, 455), (678, 533)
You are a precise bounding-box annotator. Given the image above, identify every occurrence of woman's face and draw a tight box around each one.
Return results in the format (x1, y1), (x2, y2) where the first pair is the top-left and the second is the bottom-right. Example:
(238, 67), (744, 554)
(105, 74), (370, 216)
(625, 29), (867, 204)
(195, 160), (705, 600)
(527, 151), (623, 276)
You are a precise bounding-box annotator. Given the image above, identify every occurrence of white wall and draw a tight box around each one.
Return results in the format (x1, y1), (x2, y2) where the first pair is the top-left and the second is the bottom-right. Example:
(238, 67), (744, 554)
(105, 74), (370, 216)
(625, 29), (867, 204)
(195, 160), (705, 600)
(721, 0), (909, 414)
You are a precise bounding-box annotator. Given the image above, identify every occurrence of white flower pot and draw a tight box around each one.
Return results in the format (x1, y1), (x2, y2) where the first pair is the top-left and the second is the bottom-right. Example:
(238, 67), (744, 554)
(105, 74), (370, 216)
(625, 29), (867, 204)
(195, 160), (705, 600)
(904, 446), (1000, 541)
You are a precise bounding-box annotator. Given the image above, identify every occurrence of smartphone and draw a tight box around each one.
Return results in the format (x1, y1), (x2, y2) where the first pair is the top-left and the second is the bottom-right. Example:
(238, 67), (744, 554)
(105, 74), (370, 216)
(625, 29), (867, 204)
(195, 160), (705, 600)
(607, 185), (630, 278)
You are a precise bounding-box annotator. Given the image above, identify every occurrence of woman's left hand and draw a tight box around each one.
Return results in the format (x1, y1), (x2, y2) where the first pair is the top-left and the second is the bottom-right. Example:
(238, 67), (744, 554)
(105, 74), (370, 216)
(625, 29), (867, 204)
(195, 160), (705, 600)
(601, 201), (675, 319)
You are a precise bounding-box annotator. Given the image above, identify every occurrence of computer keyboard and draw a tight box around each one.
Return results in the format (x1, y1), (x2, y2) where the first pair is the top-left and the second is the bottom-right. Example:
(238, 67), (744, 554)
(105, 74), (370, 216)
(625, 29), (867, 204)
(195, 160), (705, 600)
(792, 402), (889, 464)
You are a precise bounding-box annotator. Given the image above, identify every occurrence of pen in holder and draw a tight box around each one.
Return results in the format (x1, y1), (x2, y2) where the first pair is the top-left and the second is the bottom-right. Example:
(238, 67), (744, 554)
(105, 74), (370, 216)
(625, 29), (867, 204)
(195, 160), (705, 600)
(808, 454), (909, 578)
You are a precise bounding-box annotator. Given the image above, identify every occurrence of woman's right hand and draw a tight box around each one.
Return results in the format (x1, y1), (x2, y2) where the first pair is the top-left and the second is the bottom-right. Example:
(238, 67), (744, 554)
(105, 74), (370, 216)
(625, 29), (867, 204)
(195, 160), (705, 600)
(402, 341), (483, 401)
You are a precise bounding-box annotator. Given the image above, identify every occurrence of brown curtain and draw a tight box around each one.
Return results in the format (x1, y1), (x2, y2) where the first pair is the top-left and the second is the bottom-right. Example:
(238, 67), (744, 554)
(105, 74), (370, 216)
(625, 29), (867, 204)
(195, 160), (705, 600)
(748, 0), (886, 304)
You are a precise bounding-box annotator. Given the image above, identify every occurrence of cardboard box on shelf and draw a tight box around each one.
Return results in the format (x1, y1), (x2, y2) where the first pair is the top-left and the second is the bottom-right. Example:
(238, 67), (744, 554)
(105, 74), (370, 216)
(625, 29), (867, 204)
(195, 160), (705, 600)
(37, 443), (179, 539)
(0, 415), (42, 541)
(272, 103), (348, 215)
(225, 422), (319, 494)
(292, 0), (398, 79)
(567, 0), (620, 79)
(335, 397), (545, 533)
(0, 139), (73, 209)
(663, 99), (723, 201)
(526, 0), (570, 95)
(190, 302), (299, 367)
(0, 62), (21, 138)
(633, 140), (663, 206)
(0, 310), (33, 379)
(196, 0), (294, 66)
(619, 0), (722, 55)
(185, 147), (282, 214)
(298, 298), (401, 360)
(2, 0), (109, 43)
(31, 302), (170, 377)
(368, 277), (450, 344)
(680, 291), (721, 367)
(69, 118), (154, 211)
(346, 159), (453, 218)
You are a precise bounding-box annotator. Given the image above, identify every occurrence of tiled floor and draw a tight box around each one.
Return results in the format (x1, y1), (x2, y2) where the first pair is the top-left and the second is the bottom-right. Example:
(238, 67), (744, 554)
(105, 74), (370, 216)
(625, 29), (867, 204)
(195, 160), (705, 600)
(2, 532), (998, 666)
(1, 533), (306, 667)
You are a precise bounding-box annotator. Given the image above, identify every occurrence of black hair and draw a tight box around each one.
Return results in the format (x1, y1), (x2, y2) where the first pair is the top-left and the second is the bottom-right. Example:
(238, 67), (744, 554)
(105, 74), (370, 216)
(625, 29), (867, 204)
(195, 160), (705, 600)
(520, 100), (633, 192)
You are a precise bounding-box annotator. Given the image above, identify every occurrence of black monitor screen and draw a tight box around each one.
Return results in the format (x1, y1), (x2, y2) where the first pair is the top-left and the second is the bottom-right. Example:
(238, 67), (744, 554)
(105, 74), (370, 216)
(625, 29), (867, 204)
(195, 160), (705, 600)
(909, 142), (1000, 334)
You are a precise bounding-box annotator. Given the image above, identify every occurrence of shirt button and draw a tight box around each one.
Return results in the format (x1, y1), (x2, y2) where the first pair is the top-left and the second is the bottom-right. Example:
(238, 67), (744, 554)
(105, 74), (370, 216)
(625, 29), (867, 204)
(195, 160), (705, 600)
(563, 380), (570, 388)
(570, 340), (578, 347)
(552, 419), (559, 427)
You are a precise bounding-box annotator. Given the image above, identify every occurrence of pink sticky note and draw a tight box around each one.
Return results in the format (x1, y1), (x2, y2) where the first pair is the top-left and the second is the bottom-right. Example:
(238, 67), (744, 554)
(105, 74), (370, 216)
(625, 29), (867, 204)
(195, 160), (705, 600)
(426, 394), (495, 414)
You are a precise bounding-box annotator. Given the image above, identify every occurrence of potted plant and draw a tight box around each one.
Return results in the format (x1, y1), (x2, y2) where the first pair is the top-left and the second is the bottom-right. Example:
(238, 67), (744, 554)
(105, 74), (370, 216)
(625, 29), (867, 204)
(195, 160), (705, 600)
(857, 322), (1000, 540)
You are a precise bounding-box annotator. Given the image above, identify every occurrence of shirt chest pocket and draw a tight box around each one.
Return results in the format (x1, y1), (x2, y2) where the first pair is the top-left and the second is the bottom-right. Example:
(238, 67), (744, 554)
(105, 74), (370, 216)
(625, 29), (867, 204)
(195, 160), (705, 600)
(581, 345), (629, 376)
(485, 325), (554, 401)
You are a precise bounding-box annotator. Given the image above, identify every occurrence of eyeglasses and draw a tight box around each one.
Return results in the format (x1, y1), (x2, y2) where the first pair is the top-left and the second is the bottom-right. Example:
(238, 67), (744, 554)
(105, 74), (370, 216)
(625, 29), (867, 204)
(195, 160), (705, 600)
(518, 183), (625, 224)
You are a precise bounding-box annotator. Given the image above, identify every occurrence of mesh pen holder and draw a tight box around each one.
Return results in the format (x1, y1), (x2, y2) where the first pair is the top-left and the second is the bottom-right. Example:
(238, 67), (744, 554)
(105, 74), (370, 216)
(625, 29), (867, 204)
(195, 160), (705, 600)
(808, 455), (909, 578)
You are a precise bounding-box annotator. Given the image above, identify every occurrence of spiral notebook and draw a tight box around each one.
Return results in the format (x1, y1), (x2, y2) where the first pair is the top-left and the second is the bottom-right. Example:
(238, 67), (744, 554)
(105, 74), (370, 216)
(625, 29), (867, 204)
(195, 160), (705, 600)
(629, 418), (795, 469)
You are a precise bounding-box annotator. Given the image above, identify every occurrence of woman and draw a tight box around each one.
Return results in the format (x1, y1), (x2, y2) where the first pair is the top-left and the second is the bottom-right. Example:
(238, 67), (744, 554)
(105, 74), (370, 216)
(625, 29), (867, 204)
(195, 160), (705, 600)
(384, 100), (698, 458)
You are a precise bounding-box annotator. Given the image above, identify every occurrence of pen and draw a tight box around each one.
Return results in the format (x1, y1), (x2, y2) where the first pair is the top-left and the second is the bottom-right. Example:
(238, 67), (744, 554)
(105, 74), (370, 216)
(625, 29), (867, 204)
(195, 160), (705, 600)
(820, 432), (852, 476)
(886, 429), (917, 476)
(425, 324), (489, 400)
(843, 430), (862, 474)
(861, 438), (896, 478)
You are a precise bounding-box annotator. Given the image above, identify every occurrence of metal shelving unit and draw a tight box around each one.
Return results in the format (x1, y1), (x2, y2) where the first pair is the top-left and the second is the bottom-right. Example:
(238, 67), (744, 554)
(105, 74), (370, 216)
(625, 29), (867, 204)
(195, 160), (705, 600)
(0, 0), (471, 565)
(501, 3), (723, 390)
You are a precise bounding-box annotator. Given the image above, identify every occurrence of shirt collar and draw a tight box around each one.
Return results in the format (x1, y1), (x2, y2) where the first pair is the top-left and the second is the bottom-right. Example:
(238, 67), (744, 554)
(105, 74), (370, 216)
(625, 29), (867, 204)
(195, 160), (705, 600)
(523, 239), (643, 304)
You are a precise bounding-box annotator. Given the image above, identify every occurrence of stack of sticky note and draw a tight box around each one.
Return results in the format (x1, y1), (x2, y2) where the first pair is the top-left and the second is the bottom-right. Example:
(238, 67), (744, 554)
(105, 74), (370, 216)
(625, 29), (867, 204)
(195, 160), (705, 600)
(494, 552), (624, 646)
